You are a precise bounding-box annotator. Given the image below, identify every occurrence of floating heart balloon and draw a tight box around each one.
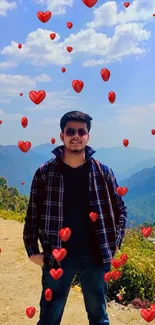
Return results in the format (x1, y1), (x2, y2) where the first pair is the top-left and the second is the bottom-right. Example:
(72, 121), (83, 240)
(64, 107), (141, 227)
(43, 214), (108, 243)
(110, 270), (121, 281)
(61, 67), (66, 73)
(52, 248), (67, 262)
(29, 90), (46, 105)
(45, 288), (53, 301)
(21, 117), (28, 128)
(140, 308), (155, 322)
(124, 2), (130, 7)
(21, 181), (25, 185)
(82, 0), (98, 8)
(37, 11), (52, 23)
(151, 129), (155, 135)
(59, 228), (71, 242)
(89, 212), (98, 222)
(116, 186), (128, 196)
(111, 258), (123, 269)
(26, 307), (36, 318)
(108, 91), (116, 103)
(18, 44), (22, 49)
(72, 80), (84, 93)
(50, 33), (56, 40)
(104, 272), (112, 282)
(100, 68), (110, 82)
(0, 120), (2, 124)
(19, 93), (23, 96)
(153, 14), (155, 16)
(50, 268), (64, 280)
(141, 227), (152, 238)
(66, 46), (73, 52)
(123, 139), (129, 147)
(66, 22), (73, 29)
(51, 138), (55, 144)
(18, 141), (31, 153)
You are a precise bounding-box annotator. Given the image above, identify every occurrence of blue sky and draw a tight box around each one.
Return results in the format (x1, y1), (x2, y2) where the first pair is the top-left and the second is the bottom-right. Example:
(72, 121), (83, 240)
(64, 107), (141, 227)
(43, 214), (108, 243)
(0, 0), (155, 149)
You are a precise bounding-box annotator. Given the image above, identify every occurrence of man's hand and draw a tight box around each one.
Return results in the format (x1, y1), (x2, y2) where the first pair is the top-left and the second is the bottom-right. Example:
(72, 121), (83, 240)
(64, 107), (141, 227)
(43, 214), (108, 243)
(30, 253), (44, 267)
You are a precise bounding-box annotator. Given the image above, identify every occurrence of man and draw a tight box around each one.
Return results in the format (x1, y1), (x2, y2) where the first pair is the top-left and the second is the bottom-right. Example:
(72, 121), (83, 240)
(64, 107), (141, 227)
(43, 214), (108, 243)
(23, 111), (127, 325)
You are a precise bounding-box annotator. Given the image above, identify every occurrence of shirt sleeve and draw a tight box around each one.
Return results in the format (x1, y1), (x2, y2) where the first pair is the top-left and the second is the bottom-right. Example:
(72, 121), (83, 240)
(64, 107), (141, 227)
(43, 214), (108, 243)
(23, 167), (45, 258)
(107, 168), (127, 249)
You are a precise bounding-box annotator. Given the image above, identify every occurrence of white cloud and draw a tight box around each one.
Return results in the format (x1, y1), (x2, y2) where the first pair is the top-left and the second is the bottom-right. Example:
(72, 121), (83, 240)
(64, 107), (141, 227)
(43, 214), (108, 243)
(0, 108), (22, 120)
(1, 29), (72, 67)
(87, 0), (155, 29)
(0, 22), (150, 68)
(33, 73), (52, 82)
(0, 61), (17, 69)
(25, 89), (80, 111)
(35, 0), (73, 15)
(0, 73), (52, 101)
(0, 0), (16, 16)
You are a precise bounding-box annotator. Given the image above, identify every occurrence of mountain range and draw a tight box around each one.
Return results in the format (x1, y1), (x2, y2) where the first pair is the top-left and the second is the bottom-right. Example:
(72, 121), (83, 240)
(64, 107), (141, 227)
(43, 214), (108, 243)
(0, 143), (155, 226)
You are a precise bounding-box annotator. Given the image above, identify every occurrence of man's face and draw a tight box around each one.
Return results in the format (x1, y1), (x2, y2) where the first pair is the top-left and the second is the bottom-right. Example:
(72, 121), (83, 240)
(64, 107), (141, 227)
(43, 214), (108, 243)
(60, 121), (90, 154)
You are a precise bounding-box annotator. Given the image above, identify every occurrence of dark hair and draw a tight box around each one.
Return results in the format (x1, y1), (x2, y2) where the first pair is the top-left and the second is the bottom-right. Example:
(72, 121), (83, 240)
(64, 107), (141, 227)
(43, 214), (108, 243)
(60, 111), (93, 132)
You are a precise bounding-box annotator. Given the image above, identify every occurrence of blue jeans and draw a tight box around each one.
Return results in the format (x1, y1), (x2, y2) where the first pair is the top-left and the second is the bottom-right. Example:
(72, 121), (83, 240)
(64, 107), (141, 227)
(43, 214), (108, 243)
(37, 251), (110, 325)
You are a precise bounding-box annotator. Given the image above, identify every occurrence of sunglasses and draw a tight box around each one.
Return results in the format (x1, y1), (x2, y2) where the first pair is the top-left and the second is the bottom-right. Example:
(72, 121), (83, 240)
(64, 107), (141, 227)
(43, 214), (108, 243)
(65, 127), (88, 137)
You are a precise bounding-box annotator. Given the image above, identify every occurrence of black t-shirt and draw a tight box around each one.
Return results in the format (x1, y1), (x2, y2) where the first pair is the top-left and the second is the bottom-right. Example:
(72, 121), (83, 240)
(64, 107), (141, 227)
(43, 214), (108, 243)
(62, 160), (94, 256)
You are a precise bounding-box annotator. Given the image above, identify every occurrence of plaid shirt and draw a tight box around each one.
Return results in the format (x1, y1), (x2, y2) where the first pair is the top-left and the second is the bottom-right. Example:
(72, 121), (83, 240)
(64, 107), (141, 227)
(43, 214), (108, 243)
(23, 145), (127, 268)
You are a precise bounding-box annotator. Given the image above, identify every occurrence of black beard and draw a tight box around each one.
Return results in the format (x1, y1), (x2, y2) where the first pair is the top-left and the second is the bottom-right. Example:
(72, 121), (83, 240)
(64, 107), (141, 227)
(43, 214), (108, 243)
(70, 149), (83, 154)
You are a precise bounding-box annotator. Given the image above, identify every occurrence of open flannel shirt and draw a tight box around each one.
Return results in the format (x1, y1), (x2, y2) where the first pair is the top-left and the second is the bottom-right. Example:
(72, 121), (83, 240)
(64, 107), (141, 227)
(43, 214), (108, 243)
(23, 145), (127, 268)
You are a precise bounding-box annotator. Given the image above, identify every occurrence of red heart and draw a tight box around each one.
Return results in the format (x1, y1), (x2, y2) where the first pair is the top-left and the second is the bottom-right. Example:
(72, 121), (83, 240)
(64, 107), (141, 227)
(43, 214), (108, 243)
(18, 43), (22, 49)
(51, 138), (55, 144)
(72, 80), (84, 93)
(124, 2), (130, 8)
(37, 11), (52, 23)
(153, 14), (155, 17)
(29, 90), (46, 105)
(0, 120), (2, 124)
(123, 139), (129, 147)
(116, 186), (128, 196)
(111, 270), (121, 281)
(150, 304), (155, 310)
(59, 228), (71, 242)
(66, 22), (73, 29)
(140, 308), (155, 322)
(108, 91), (116, 104)
(100, 68), (110, 82)
(120, 254), (128, 264)
(45, 288), (53, 301)
(61, 67), (66, 73)
(89, 212), (98, 222)
(21, 181), (25, 185)
(104, 272), (112, 282)
(50, 268), (63, 280)
(50, 33), (56, 40)
(19, 93), (23, 96)
(111, 258), (123, 269)
(52, 248), (67, 261)
(26, 307), (36, 318)
(21, 117), (28, 128)
(82, 0), (98, 8)
(141, 227), (152, 238)
(151, 129), (155, 135)
(18, 141), (31, 153)
(66, 46), (73, 52)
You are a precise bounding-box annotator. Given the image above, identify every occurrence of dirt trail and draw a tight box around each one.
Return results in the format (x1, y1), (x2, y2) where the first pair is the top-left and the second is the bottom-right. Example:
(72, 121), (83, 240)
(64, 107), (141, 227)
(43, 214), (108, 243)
(0, 218), (150, 325)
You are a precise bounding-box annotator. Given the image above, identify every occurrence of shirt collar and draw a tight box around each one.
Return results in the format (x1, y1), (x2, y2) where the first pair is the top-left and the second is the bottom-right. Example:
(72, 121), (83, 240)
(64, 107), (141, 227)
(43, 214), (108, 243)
(51, 145), (96, 160)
